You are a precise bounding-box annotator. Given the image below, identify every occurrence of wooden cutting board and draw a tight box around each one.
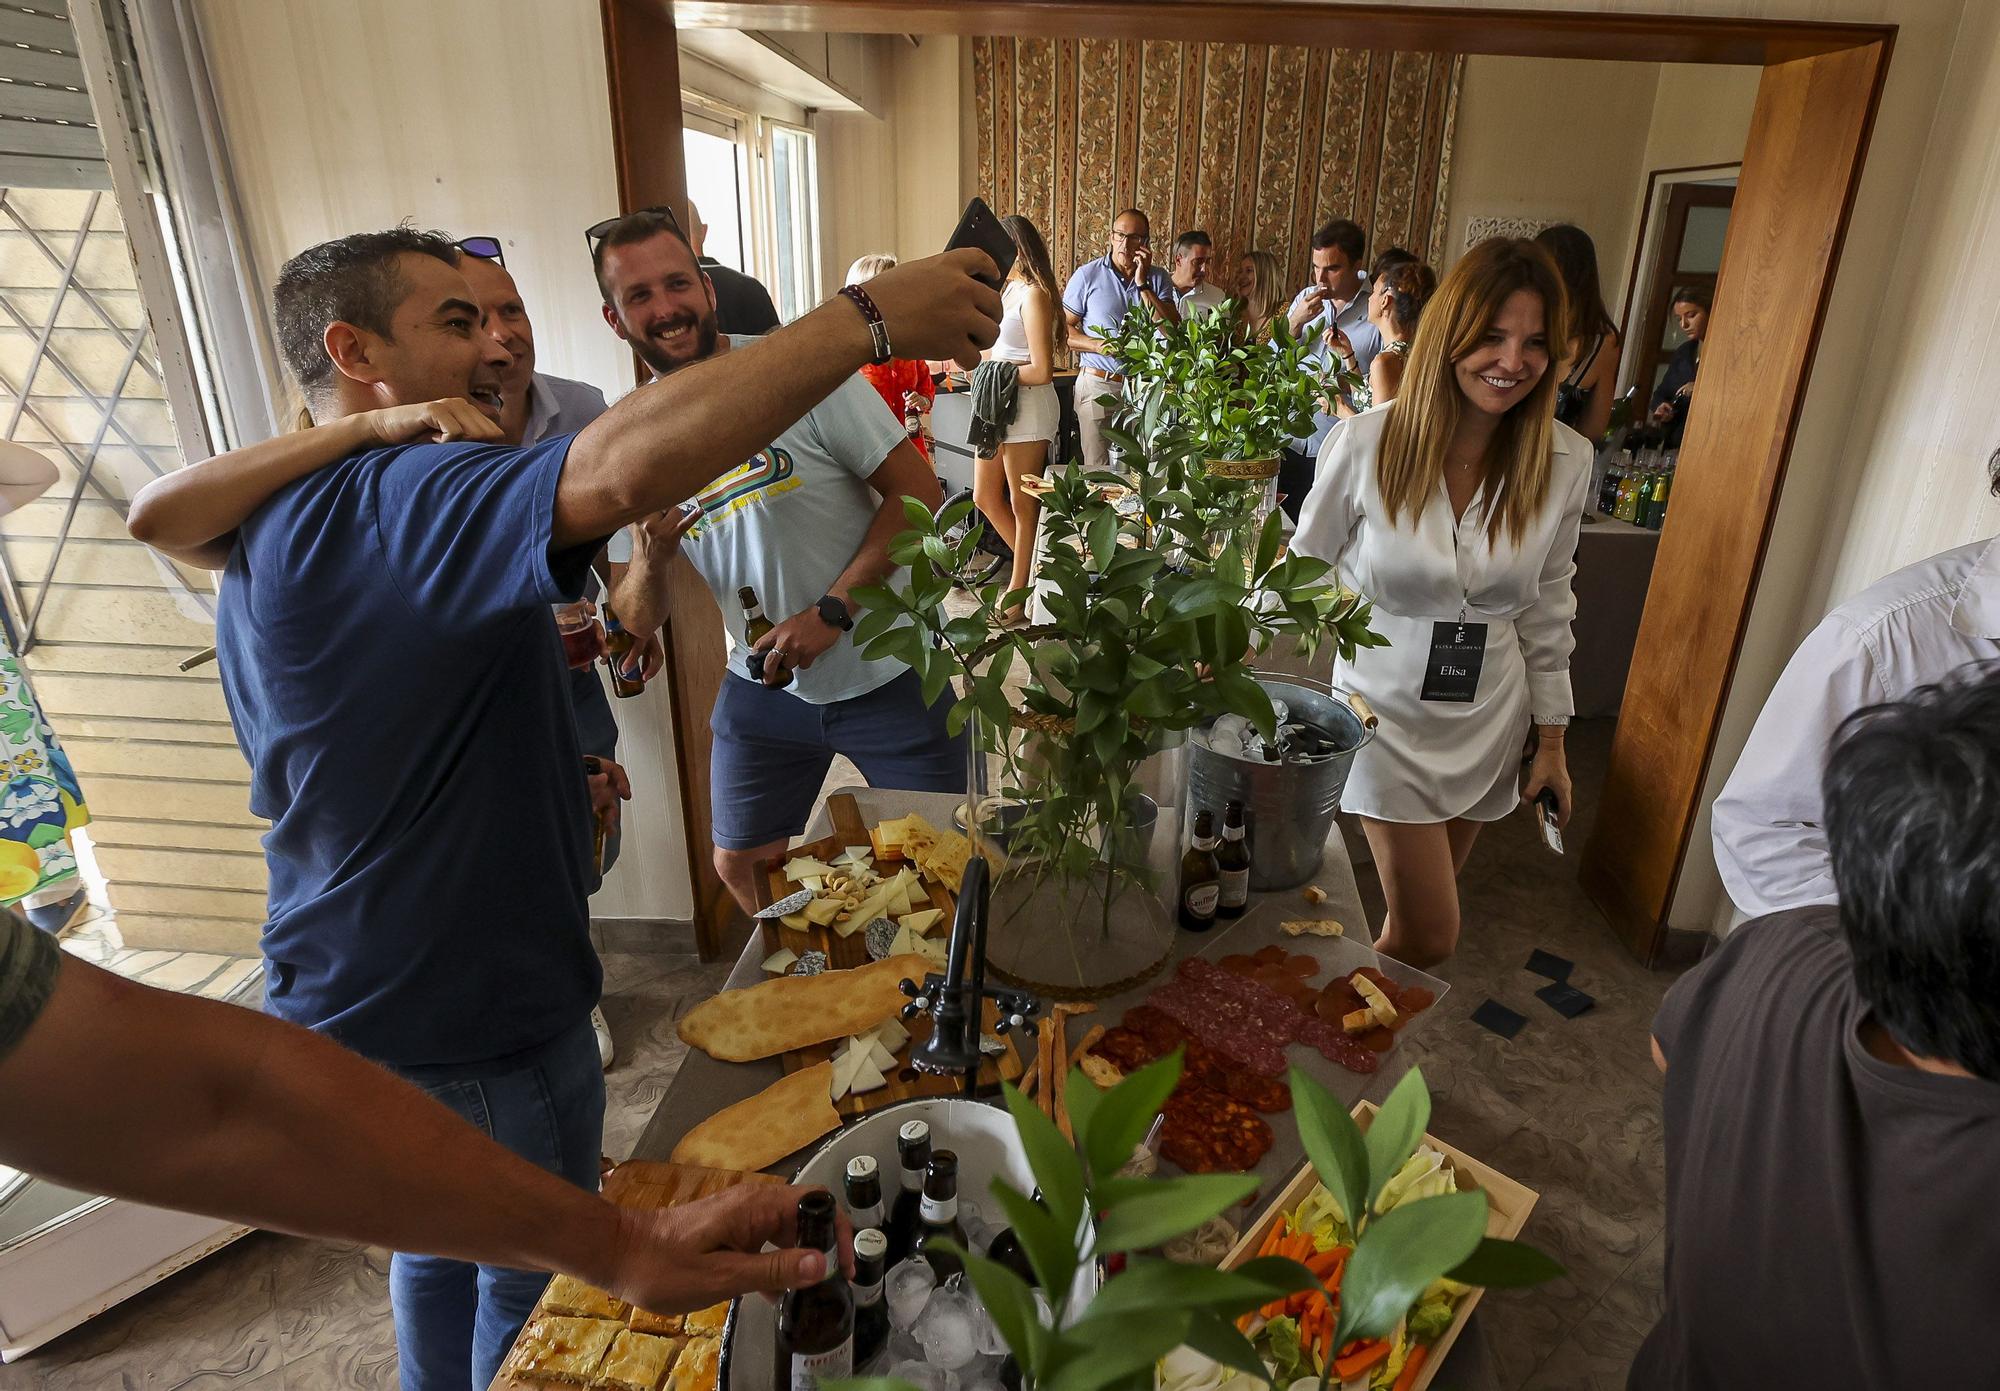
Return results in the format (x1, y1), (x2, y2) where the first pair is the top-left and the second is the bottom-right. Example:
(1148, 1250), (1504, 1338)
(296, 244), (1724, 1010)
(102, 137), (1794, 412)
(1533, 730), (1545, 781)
(490, 1161), (781, 1391)
(752, 792), (1024, 1115)
(753, 792), (956, 969)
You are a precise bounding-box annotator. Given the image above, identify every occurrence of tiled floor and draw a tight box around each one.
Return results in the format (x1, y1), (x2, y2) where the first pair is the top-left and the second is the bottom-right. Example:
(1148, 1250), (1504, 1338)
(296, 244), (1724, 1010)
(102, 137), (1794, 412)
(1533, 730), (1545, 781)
(1, 719), (1687, 1390)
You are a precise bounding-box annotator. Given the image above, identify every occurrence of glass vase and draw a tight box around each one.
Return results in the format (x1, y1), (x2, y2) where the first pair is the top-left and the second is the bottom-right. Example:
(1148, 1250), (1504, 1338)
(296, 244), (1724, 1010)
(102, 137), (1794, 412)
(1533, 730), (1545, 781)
(963, 705), (1183, 1002)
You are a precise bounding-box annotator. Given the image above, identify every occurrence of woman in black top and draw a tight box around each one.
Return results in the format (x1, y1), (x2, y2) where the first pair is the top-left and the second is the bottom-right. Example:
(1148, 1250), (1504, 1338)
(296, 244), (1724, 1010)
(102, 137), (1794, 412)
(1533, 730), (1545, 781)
(1535, 224), (1622, 441)
(1651, 285), (1711, 447)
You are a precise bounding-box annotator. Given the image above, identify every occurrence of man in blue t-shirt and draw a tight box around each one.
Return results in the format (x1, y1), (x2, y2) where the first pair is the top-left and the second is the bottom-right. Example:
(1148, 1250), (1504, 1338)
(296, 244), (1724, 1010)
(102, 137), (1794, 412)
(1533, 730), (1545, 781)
(590, 211), (967, 916)
(217, 227), (999, 1390)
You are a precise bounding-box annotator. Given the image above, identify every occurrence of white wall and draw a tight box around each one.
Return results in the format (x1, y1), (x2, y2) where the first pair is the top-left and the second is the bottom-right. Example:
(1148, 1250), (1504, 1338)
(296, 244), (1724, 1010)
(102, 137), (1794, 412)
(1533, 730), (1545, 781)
(195, 0), (694, 922)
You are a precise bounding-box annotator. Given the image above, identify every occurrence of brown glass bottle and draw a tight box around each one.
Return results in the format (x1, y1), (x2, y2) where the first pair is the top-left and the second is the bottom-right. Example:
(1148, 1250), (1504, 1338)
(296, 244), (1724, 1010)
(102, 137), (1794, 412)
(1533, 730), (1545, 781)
(739, 585), (793, 688)
(911, 1149), (968, 1282)
(601, 606), (646, 698)
(843, 1154), (884, 1235)
(850, 1227), (889, 1370)
(1178, 810), (1221, 932)
(885, 1119), (930, 1266)
(1216, 800), (1251, 918)
(774, 1190), (852, 1391)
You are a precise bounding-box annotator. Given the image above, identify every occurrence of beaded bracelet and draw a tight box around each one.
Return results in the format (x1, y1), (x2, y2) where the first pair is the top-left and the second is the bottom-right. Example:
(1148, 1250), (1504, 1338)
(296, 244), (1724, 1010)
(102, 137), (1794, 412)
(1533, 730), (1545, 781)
(837, 283), (893, 365)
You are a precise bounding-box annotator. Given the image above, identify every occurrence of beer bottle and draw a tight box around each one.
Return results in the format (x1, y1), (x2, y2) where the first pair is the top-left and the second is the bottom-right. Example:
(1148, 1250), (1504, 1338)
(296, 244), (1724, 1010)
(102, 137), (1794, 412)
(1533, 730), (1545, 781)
(911, 1149), (969, 1282)
(739, 585), (793, 689)
(774, 1190), (853, 1391)
(1646, 467), (1672, 530)
(1178, 810), (1222, 932)
(850, 1227), (889, 1370)
(885, 1119), (930, 1265)
(601, 606), (646, 698)
(843, 1155), (884, 1235)
(1216, 800), (1251, 918)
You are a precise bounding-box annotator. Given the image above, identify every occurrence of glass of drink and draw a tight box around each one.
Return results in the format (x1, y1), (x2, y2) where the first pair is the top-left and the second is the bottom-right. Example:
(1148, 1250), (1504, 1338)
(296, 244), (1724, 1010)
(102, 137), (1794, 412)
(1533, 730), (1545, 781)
(555, 603), (606, 670)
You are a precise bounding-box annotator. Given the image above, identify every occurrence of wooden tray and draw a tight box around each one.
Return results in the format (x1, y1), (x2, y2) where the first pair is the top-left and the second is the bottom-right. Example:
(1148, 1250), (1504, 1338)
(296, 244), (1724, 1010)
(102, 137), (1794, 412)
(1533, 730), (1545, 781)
(491, 1161), (782, 1391)
(1216, 1102), (1539, 1391)
(753, 792), (1024, 1115)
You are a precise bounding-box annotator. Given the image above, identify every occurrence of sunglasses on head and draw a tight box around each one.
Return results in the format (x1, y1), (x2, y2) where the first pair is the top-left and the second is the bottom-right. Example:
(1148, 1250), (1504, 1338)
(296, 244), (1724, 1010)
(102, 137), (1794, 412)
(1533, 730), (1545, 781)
(584, 204), (687, 254)
(456, 236), (505, 267)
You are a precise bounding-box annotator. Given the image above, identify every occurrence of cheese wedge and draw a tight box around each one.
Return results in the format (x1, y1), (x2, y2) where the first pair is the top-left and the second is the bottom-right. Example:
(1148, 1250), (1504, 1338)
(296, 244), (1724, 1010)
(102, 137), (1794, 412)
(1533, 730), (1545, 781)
(1353, 974), (1399, 1027)
(830, 1042), (869, 1099)
(784, 857), (835, 882)
(780, 911), (810, 932)
(900, 908), (944, 936)
(761, 948), (798, 975)
(867, 1037), (898, 1071)
(803, 897), (843, 927)
(849, 1058), (888, 1094)
(870, 1016), (910, 1052)
(1342, 1007), (1375, 1034)
(889, 923), (924, 959)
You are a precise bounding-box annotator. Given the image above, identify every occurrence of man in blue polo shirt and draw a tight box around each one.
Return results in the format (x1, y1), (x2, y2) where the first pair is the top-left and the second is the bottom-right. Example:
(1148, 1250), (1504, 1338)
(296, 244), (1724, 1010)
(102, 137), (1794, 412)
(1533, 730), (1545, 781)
(217, 227), (998, 1390)
(1281, 218), (1383, 519)
(1063, 207), (1180, 471)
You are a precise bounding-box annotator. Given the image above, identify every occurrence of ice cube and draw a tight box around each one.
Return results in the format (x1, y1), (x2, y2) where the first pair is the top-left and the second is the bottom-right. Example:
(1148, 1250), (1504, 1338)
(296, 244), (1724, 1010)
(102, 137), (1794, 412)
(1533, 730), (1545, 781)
(915, 1286), (982, 1370)
(887, 1257), (937, 1331)
(1213, 714), (1251, 740)
(1271, 699), (1290, 725)
(890, 1361), (960, 1391)
(1208, 733), (1244, 757)
(969, 1299), (1010, 1357)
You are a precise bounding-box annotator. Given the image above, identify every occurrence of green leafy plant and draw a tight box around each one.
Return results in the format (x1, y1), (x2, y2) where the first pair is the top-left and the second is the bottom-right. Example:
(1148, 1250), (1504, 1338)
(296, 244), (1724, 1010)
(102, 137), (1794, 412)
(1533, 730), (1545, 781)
(835, 1060), (1560, 1391)
(852, 305), (1388, 958)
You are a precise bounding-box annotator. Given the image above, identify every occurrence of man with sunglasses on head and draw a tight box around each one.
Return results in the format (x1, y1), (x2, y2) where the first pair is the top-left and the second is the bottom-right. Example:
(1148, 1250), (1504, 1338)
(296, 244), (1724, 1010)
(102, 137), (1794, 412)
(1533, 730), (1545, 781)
(1063, 208), (1179, 472)
(129, 221), (997, 1390)
(589, 207), (969, 917)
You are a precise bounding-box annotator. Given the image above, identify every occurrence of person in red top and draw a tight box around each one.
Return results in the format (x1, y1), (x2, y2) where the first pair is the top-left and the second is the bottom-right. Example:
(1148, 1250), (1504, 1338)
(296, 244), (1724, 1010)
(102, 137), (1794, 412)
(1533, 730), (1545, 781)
(848, 254), (936, 460)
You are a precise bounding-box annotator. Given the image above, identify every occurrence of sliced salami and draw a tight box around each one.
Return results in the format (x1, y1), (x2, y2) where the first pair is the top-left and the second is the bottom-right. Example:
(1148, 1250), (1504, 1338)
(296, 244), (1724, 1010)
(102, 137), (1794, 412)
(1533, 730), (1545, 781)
(1296, 1015), (1381, 1073)
(1147, 986), (1287, 1075)
(1158, 1081), (1274, 1173)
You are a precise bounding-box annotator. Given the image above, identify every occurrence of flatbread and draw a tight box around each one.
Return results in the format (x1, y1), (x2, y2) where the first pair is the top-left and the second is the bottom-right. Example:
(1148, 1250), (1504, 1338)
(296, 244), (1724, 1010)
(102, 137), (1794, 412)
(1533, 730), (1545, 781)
(678, 954), (933, 1061)
(670, 1063), (841, 1172)
(594, 1330), (681, 1391)
(504, 1316), (621, 1385)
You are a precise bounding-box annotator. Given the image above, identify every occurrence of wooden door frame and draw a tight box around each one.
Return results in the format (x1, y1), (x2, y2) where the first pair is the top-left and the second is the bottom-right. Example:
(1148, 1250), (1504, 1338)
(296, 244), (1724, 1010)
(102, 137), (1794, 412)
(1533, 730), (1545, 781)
(1626, 181), (1736, 406)
(603, 0), (1894, 966)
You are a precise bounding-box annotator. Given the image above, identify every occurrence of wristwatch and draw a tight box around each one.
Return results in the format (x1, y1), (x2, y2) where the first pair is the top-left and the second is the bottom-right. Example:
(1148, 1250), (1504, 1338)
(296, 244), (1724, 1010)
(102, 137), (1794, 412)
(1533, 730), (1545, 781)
(814, 594), (854, 632)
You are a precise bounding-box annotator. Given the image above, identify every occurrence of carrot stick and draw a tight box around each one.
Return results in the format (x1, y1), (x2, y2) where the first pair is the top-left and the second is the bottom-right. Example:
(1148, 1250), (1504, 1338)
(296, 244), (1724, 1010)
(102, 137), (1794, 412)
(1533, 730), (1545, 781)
(1304, 1247), (1345, 1279)
(1257, 1220), (1287, 1258)
(1334, 1340), (1392, 1379)
(1393, 1345), (1429, 1391)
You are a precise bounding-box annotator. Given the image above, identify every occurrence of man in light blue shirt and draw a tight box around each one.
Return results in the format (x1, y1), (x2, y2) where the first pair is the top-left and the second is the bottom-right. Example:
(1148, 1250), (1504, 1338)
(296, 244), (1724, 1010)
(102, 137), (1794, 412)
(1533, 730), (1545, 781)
(1280, 218), (1383, 519)
(1063, 208), (1180, 471)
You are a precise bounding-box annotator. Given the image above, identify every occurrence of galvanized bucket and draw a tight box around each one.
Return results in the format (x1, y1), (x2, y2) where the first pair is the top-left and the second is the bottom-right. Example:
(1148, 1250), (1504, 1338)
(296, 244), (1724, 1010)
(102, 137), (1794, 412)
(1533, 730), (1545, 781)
(1185, 673), (1377, 891)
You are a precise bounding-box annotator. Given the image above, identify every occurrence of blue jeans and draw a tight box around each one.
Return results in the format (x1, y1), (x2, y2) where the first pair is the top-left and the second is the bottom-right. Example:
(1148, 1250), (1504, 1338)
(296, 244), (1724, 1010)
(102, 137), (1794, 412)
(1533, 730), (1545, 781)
(389, 1019), (606, 1391)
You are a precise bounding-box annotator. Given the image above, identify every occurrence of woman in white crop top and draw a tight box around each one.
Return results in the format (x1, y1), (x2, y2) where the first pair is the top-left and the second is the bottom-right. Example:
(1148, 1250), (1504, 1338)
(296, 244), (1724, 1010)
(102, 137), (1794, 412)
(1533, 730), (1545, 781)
(971, 215), (1062, 624)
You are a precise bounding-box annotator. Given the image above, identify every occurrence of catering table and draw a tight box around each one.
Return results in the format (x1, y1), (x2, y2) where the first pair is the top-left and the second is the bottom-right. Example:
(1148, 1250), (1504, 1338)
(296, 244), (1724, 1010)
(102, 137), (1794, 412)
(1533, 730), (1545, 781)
(630, 783), (1502, 1390)
(634, 783), (1380, 1185)
(1571, 512), (1662, 719)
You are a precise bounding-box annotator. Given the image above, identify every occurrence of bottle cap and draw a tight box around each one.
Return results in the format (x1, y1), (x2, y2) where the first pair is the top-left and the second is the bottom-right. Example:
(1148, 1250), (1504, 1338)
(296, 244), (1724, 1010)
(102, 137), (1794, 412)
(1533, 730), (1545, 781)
(899, 1119), (930, 1145)
(847, 1154), (879, 1182)
(854, 1228), (888, 1260)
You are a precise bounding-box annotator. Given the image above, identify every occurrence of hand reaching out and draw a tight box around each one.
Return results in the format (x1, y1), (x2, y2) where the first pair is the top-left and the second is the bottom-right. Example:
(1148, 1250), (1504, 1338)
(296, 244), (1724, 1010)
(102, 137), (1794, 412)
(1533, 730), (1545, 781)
(600, 1183), (854, 1314)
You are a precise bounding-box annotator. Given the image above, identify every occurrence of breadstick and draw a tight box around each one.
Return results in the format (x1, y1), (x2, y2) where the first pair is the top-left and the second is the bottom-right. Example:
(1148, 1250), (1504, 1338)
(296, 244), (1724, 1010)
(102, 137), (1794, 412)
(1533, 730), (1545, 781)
(1035, 1016), (1058, 1120)
(1069, 1023), (1107, 1073)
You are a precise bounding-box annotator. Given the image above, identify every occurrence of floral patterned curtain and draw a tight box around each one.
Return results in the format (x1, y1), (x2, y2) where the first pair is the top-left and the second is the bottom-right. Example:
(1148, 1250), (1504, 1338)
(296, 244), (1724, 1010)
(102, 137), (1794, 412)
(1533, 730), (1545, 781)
(973, 38), (1462, 284)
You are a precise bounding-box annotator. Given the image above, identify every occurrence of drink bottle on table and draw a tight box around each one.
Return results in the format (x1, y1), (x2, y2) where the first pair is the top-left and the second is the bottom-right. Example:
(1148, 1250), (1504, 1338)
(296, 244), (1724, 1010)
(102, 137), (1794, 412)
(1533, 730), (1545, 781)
(1178, 810), (1221, 932)
(774, 1189), (853, 1391)
(1216, 800), (1251, 918)
(886, 1119), (931, 1265)
(911, 1149), (969, 1283)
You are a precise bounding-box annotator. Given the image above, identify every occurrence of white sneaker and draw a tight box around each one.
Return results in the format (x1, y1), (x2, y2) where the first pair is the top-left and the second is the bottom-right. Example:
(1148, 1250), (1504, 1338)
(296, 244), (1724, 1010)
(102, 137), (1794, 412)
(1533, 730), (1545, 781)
(591, 1006), (614, 1070)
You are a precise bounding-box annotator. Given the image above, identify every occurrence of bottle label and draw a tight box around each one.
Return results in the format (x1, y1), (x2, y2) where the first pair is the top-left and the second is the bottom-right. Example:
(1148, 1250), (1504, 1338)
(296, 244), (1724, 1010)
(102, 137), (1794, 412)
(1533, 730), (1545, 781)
(900, 1169), (923, 1193)
(789, 1341), (854, 1391)
(920, 1194), (957, 1223)
(1184, 883), (1220, 917)
(1218, 868), (1249, 909)
(855, 1279), (883, 1308)
(851, 1202), (883, 1230)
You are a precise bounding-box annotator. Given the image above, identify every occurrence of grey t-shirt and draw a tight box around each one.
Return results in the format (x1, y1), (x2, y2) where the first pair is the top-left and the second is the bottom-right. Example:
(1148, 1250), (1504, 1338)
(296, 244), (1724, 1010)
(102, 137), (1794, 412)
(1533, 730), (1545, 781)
(1635, 907), (2000, 1388)
(678, 344), (910, 705)
(0, 914), (59, 1061)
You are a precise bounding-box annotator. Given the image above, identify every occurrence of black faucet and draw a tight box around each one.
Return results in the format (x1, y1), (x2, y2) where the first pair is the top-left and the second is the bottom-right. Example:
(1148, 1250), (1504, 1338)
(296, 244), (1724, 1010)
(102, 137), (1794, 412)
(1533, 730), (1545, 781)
(901, 856), (1044, 1096)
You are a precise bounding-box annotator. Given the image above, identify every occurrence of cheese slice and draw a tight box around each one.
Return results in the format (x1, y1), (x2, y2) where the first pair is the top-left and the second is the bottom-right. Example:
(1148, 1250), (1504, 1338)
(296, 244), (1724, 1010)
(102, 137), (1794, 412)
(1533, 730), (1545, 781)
(899, 908), (944, 936)
(889, 923), (924, 959)
(873, 816), (912, 848)
(780, 911), (811, 932)
(867, 1037), (899, 1071)
(887, 881), (913, 917)
(914, 934), (948, 967)
(848, 1058), (888, 1094)
(1342, 1007), (1375, 1034)
(761, 947), (798, 974)
(784, 857), (835, 882)
(830, 1043), (869, 1099)
(869, 1016), (911, 1052)
(804, 897), (843, 927)
(1353, 974), (1400, 1027)
(839, 846), (874, 865)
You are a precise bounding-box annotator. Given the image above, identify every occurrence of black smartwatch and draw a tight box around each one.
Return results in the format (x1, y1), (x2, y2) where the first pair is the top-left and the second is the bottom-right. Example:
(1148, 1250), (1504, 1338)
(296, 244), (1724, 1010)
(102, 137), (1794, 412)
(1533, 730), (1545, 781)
(814, 594), (854, 632)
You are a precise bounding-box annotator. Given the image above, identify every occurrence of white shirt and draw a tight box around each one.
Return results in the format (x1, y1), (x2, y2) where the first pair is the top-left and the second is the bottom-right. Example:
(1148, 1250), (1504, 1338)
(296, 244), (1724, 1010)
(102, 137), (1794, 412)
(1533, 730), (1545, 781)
(1175, 281), (1229, 319)
(1711, 534), (2000, 917)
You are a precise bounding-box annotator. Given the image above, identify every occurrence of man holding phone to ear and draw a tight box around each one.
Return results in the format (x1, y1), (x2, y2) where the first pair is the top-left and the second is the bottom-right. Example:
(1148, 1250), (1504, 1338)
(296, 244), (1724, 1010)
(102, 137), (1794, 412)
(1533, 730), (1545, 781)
(593, 209), (964, 915)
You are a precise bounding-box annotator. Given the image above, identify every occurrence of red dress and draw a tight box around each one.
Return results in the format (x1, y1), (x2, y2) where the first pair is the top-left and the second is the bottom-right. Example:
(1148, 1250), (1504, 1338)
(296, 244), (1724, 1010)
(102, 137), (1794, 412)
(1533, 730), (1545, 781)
(859, 359), (936, 461)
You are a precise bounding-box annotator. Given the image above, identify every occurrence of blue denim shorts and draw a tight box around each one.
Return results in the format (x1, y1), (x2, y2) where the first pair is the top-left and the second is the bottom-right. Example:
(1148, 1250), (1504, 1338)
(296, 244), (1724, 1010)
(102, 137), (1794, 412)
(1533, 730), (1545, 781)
(709, 667), (966, 849)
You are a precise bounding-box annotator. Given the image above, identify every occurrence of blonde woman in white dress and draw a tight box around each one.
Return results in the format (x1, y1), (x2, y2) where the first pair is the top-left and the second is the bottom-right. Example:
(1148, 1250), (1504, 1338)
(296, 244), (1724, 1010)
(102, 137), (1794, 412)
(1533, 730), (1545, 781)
(1294, 238), (1590, 967)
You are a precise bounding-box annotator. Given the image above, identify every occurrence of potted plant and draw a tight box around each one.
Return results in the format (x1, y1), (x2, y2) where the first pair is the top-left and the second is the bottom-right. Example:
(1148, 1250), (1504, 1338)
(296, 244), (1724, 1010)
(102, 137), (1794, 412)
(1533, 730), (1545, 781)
(852, 316), (1386, 999)
(839, 1058), (1560, 1391)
